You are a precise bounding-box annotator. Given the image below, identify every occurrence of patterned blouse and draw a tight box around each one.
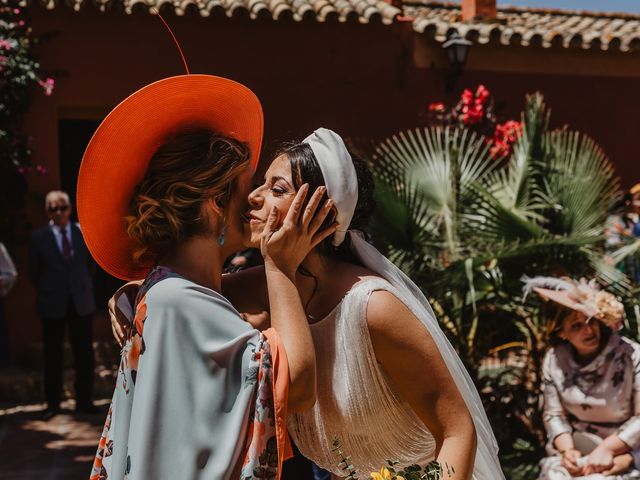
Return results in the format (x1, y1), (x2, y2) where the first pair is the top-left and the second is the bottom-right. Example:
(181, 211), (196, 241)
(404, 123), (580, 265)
(542, 331), (640, 456)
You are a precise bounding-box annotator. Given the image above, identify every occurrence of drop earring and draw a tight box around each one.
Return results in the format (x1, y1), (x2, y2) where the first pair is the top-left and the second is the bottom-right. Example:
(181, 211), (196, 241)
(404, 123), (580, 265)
(217, 224), (227, 246)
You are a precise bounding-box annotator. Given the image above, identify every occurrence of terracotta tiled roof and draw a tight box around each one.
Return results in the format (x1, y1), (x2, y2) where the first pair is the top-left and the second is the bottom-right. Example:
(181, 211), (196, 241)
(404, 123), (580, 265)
(406, 1), (640, 53)
(30, 0), (402, 24)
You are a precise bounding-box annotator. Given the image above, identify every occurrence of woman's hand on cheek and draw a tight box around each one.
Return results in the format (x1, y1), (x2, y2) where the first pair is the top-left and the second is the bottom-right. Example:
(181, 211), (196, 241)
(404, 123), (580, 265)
(260, 184), (337, 277)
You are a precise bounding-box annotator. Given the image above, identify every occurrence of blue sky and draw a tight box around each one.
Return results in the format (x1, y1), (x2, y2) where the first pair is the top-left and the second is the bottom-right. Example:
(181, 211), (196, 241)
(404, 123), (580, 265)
(493, 1), (640, 13)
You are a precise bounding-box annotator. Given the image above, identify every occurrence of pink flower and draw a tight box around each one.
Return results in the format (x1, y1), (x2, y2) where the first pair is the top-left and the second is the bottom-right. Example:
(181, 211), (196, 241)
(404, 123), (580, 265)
(38, 77), (55, 96)
(0, 39), (13, 51)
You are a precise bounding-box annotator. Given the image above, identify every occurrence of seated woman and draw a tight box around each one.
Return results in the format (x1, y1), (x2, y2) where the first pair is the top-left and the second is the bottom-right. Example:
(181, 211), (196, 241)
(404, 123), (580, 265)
(525, 277), (640, 480)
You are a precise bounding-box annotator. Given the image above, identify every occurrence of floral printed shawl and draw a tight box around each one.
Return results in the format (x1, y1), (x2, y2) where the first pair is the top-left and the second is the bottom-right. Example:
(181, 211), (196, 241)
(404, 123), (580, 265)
(90, 267), (291, 480)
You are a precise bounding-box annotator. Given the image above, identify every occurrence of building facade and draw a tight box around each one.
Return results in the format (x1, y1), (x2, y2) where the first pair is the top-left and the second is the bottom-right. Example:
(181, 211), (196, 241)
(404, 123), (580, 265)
(5, 0), (640, 363)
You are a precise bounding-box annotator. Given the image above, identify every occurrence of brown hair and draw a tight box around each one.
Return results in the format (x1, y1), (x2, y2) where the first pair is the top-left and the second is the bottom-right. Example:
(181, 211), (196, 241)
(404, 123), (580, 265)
(280, 142), (376, 263)
(125, 129), (250, 265)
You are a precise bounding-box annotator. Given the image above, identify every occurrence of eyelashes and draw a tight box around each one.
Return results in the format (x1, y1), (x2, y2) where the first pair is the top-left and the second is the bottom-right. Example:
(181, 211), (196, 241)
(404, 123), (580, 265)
(252, 176), (291, 196)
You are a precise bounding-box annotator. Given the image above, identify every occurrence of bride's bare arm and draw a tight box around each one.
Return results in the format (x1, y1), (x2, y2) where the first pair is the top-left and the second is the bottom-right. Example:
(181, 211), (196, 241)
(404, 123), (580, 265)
(367, 290), (476, 480)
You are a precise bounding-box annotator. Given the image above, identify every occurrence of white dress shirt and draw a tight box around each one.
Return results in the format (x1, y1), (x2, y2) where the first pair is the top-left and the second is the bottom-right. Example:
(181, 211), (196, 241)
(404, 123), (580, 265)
(49, 221), (75, 257)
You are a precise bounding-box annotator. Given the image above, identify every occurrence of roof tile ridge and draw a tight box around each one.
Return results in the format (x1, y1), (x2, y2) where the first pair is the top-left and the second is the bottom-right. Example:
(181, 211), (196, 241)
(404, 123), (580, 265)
(401, 1), (640, 21)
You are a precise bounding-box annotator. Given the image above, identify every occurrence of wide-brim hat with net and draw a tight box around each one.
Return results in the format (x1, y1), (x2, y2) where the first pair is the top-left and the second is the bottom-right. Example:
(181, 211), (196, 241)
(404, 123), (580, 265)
(522, 276), (624, 330)
(77, 74), (263, 281)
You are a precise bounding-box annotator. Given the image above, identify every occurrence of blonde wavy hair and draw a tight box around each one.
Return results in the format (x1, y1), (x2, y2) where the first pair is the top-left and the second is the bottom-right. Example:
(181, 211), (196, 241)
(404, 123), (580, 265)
(125, 129), (250, 265)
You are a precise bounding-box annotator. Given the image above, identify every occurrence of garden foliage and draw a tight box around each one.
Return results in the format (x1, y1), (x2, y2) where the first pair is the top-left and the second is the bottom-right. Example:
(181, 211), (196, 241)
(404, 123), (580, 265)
(367, 88), (639, 478)
(0, 1), (52, 243)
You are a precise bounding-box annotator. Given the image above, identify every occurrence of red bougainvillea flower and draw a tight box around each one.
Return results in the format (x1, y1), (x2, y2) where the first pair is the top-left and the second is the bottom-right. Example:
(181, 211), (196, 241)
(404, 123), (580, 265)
(461, 88), (474, 104)
(459, 85), (491, 125)
(490, 120), (523, 159)
(475, 85), (490, 103)
(462, 105), (483, 125)
(429, 102), (446, 112)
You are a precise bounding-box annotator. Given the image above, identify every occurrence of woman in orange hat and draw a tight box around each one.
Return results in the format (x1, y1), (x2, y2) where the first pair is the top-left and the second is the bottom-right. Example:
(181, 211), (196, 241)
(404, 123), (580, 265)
(80, 76), (336, 480)
(523, 277), (640, 480)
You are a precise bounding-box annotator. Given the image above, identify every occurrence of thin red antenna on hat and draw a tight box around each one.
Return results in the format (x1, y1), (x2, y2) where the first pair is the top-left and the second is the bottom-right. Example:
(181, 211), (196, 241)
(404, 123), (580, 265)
(151, 7), (190, 75)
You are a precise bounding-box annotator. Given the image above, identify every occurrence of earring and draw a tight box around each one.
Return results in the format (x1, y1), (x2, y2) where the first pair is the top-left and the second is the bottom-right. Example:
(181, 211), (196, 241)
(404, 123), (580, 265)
(217, 224), (227, 246)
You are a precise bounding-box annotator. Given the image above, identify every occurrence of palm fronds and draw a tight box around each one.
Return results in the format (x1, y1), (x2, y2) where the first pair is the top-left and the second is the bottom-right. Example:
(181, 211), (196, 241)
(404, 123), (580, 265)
(374, 127), (497, 265)
(541, 130), (620, 236)
(366, 91), (629, 474)
(369, 92), (626, 379)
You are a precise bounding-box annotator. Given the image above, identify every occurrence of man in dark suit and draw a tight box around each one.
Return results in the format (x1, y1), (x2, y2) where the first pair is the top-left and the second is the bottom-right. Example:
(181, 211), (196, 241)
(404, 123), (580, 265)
(28, 190), (96, 419)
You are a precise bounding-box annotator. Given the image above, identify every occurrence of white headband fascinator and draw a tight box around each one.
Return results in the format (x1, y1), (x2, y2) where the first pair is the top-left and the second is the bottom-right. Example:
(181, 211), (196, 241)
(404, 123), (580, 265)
(303, 128), (358, 246)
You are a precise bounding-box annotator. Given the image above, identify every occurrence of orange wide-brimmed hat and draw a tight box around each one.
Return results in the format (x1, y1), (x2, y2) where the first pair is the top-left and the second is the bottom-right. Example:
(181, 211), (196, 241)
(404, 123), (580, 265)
(77, 75), (263, 281)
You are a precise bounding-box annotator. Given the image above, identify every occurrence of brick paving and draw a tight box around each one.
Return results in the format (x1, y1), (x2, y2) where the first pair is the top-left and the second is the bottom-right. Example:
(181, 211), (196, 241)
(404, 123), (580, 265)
(0, 398), (319, 479)
(0, 399), (109, 480)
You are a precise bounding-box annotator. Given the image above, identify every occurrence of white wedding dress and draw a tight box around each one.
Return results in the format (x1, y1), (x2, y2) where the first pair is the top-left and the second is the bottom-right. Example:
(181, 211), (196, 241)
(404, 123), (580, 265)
(288, 232), (505, 479)
(289, 277), (437, 475)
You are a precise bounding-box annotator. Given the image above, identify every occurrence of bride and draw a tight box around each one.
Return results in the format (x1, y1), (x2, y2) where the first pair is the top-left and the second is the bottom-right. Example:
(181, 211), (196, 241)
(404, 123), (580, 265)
(112, 129), (504, 480)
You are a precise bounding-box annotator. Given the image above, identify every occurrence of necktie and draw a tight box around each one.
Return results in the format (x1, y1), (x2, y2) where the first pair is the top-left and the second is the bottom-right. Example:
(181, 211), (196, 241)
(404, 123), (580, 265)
(60, 227), (71, 262)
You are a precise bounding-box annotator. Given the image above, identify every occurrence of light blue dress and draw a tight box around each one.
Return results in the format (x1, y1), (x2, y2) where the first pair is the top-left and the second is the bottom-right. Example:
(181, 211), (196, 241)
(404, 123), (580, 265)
(91, 267), (288, 480)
